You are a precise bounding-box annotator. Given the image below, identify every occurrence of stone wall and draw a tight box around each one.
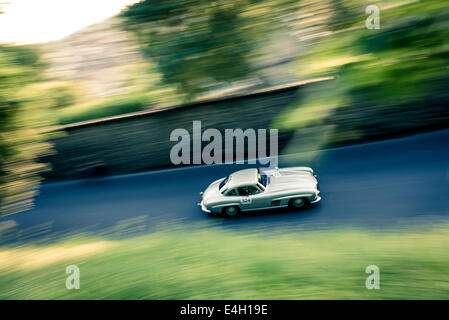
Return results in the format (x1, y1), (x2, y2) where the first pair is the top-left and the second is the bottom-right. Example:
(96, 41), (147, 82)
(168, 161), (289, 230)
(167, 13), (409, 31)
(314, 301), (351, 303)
(42, 83), (312, 179)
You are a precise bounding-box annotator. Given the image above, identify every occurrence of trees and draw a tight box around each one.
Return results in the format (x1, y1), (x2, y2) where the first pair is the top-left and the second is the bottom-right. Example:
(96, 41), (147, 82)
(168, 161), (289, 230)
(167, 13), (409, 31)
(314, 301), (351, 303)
(0, 44), (55, 216)
(121, 0), (254, 99)
(277, 0), (449, 146)
(121, 0), (293, 100)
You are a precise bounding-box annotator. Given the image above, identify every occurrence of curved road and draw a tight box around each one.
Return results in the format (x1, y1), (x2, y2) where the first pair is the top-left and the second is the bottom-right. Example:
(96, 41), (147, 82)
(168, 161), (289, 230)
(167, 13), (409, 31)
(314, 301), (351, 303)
(1, 129), (449, 242)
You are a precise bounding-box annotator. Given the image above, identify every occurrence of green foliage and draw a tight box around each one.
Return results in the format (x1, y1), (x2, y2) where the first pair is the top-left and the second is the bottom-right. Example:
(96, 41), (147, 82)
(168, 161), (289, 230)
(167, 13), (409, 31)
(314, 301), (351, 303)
(1, 224), (449, 299)
(56, 93), (152, 125)
(18, 81), (79, 113)
(121, 0), (295, 99)
(279, 0), (449, 145)
(122, 1), (253, 99)
(0, 44), (55, 216)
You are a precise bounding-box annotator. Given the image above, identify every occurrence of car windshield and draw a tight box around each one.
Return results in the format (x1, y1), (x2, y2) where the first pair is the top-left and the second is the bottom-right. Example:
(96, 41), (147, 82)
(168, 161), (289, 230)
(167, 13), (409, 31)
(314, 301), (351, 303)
(219, 177), (229, 193)
(258, 172), (268, 188)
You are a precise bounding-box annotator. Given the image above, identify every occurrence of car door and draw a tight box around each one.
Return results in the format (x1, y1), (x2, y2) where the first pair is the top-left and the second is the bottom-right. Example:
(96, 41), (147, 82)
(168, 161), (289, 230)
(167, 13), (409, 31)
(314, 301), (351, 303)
(223, 188), (240, 206)
(237, 185), (266, 210)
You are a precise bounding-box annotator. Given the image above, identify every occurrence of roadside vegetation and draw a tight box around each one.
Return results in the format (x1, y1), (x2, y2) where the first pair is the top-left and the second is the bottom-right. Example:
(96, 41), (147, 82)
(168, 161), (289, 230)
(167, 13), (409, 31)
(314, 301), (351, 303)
(275, 0), (449, 149)
(56, 93), (152, 125)
(0, 43), (56, 216)
(1, 224), (448, 299)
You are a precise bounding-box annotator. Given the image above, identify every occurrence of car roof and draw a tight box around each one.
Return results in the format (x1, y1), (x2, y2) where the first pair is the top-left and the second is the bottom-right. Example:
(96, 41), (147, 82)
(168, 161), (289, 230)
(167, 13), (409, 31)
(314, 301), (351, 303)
(227, 169), (258, 189)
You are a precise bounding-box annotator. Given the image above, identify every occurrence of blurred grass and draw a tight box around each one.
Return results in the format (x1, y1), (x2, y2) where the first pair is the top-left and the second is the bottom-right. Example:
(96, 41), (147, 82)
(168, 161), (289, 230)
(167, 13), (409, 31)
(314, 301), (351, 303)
(1, 224), (449, 299)
(56, 93), (152, 125)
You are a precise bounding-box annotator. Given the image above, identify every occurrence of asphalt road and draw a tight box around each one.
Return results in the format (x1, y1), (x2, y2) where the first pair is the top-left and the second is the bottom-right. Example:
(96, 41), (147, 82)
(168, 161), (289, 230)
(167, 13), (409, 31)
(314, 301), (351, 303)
(1, 129), (449, 242)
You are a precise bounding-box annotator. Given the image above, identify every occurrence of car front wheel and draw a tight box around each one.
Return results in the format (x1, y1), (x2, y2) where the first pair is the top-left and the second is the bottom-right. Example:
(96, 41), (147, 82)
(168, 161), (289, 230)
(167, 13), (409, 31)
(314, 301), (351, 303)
(289, 197), (309, 209)
(223, 206), (240, 217)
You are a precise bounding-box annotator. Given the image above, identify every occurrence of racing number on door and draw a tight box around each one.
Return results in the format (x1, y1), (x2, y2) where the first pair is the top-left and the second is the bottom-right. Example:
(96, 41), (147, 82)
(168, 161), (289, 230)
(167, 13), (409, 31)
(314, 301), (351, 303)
(240, 196), (252, 205)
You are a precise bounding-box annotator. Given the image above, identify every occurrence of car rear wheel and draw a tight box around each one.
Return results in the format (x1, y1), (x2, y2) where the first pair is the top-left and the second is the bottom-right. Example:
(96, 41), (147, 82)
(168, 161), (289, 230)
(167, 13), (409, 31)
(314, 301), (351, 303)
(290, 197), (308, 209)
(223, 206), (240, 217)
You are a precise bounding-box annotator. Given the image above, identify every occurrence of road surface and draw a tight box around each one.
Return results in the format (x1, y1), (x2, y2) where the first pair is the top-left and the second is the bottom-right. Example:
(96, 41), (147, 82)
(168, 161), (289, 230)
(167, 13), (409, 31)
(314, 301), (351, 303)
(1, 129), (449, 242)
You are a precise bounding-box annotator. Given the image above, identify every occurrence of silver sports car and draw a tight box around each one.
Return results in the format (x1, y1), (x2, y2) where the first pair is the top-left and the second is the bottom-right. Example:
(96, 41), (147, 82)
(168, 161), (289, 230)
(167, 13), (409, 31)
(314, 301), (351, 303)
(199, 167), (321, 216)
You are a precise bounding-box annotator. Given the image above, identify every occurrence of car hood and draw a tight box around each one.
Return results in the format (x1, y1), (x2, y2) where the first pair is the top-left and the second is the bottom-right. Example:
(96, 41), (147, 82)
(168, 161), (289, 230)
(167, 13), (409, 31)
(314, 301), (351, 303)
(202, 178), (225, 204)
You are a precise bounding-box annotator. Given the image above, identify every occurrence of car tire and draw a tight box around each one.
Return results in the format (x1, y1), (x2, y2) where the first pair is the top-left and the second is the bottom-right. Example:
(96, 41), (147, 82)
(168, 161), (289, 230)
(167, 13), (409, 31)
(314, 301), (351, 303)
(223, 206), (240, 217)
(289, 197), (309, 209)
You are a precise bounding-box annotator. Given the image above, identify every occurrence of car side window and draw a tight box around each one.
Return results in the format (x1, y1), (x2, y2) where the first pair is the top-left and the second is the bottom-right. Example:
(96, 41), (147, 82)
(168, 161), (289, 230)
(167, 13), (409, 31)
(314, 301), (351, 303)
(237, 186), (260, 196)
(226, 189), (237, 196)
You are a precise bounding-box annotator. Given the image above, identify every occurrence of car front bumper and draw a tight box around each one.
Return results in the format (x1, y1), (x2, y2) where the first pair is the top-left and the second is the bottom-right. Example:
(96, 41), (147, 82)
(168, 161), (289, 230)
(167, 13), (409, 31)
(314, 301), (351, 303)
(311, 195), (321, 204)
(199, 200), (211, 213)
